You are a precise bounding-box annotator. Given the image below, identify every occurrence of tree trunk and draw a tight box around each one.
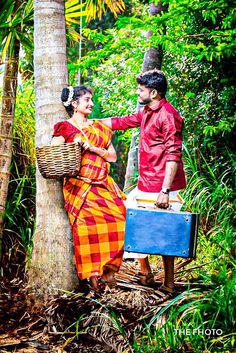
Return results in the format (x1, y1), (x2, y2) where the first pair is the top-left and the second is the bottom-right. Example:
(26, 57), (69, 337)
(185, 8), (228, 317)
(0, 42), (20, 259)
(142, 1), (168, 72)
(124, 1), (168, 191)
(28, 0), (77, 298)
(123, 128), (139, 192)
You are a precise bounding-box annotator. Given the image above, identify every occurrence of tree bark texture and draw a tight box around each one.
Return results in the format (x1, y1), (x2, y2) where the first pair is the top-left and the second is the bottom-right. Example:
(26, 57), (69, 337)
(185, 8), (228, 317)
(28, 0), (78, 297)
(0, 42), (20, 259)
(124, 1), (168, 191)
(142, 2), (168, 71)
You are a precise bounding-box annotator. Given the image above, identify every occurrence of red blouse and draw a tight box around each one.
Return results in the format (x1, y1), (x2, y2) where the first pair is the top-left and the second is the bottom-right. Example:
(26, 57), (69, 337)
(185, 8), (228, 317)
(53, 120), (113, 181)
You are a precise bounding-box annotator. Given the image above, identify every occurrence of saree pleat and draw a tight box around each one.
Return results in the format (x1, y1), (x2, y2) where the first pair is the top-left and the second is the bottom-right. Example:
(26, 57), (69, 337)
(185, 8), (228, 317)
(70, 183), (125, 279)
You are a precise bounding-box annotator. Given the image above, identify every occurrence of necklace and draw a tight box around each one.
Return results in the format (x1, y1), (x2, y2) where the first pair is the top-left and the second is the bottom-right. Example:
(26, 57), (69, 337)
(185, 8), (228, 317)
(72, 118), (90, 130)
(71, 118), (99, 145)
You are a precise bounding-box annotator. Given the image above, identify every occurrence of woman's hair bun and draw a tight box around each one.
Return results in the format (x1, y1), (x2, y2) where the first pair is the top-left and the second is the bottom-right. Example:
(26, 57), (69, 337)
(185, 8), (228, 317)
(61, 87), (69, 102)
(61, 86), (74, 107)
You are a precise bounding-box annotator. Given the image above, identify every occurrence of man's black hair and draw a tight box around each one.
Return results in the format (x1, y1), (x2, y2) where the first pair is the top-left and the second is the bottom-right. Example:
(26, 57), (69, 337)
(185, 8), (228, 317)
(136, 69), (167, 98)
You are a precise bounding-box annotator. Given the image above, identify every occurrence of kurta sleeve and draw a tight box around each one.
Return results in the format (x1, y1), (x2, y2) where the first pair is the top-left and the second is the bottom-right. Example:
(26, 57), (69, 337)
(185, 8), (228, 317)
(161, 112), (183, 162)
(111, 110), (143, 130)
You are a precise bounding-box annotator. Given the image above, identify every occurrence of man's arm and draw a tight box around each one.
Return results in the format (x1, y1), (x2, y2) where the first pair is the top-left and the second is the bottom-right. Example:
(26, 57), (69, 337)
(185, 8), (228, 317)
(155, 112), (183, 209)
(100, 118), (112, 129)
(100, 111), (143, 131)
(155, 161), (179, 209)
(162, 161), (179, 190)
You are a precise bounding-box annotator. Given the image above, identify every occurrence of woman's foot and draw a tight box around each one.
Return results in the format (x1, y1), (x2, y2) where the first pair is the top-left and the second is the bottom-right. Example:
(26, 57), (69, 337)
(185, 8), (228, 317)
(89, 276), (105, 293)
(102, 268), (117, 288)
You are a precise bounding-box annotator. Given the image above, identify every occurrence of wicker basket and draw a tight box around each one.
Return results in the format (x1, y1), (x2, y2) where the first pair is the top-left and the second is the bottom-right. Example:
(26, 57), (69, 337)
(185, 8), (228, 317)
(36, 142), (82, 179)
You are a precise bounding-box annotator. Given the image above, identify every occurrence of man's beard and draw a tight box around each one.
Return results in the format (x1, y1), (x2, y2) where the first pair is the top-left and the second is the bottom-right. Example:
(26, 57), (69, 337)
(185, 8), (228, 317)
(138, 97), (152, 106)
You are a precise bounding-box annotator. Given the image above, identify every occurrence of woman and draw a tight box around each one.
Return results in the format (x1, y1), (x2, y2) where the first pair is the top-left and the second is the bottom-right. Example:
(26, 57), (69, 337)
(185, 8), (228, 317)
(51, 85), (126, 291)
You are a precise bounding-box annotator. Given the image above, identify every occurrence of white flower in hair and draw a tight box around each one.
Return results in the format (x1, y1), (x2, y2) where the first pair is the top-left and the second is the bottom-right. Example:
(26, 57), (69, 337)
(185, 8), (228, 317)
(63, 86), (74, 107)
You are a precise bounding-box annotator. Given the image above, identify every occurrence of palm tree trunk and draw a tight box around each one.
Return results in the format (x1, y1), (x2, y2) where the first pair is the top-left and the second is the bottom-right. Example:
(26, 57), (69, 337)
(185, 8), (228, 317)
(28, 0), (77, 297)
(124, 1), (168, 191)
(0, 41), (20, 259)
(142, 2), (168, 72)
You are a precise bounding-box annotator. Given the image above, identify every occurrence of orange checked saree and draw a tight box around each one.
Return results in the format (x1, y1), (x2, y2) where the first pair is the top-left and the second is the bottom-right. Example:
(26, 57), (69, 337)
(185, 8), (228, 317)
(53, 120), (126, 280)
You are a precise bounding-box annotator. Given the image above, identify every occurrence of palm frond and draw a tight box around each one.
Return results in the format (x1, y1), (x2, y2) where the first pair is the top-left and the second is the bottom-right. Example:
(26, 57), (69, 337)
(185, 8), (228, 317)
(0, 0), (33, 61)
(0, 1), (15, 22)
(23, 0), (33, 17)
(66, 11), (87, 18)
(66, 18), (81, 25)
(65, 0), (85, 13)
(1, 32), (12, 61)
(16, 31), (33, 51)
(85, 0), (125, 21)
(66, 26), (81, 42)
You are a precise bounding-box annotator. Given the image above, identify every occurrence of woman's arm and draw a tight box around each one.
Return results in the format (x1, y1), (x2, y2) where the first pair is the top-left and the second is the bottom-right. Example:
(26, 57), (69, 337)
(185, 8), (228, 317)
(81, 140), (117, 163)
(104, 143), (117, 162)
(51, 136), (65, 145)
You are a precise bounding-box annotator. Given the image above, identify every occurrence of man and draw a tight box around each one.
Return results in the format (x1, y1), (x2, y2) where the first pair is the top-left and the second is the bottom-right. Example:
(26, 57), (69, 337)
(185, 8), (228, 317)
(101, 69), (186, 293)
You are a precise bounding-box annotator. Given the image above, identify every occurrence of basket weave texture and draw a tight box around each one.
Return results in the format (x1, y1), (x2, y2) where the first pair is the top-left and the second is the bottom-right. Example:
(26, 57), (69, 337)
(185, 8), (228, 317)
(36, 142), (81, 179)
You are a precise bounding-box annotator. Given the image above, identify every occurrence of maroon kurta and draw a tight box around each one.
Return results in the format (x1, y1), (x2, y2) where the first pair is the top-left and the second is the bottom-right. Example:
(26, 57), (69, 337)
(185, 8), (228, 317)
(111, 98), (186, 192)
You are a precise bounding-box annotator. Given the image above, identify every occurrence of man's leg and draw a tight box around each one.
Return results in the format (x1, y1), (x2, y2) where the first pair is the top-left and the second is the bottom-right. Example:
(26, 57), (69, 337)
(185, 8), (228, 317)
(138, 256), (155, 285)
(139, 256), (152, 274)
(162, 255), (175, 290)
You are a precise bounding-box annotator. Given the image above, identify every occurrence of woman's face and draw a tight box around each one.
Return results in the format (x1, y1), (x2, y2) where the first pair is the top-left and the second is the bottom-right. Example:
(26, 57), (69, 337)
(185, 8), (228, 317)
(74, 93), (94, 116)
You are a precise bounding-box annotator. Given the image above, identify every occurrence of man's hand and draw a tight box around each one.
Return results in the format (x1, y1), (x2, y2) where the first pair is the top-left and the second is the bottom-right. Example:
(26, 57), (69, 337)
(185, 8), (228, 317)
(155, 192), (169, 209)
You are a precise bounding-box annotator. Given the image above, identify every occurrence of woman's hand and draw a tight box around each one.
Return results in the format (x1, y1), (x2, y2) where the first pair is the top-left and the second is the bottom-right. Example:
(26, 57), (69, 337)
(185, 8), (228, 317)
(81, 140), (95, 152)
(74, 136), (95, 152)
(75, 138), (117, 163)
(74, 136), (82, 144)
(74, 135), (97, 153)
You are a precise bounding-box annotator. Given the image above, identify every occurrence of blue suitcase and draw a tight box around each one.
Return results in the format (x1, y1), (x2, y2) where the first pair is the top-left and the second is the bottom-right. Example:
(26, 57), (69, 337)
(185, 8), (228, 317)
(124, 208), (198, 258)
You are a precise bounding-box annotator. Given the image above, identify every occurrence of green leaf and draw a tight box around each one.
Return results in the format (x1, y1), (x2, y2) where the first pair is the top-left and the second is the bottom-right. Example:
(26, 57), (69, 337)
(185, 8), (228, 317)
(65, 2), (85, 14)
(185, 91), (196, 98)
(1, 32), (12, 60)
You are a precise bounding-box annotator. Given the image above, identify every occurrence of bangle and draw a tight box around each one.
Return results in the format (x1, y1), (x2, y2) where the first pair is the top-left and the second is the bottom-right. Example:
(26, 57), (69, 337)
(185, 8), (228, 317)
(101, 148), (109, 159)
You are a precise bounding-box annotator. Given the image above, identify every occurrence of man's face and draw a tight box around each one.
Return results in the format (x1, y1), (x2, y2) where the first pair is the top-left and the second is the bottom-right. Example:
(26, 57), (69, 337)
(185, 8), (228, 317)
(137, 84), (152, 106)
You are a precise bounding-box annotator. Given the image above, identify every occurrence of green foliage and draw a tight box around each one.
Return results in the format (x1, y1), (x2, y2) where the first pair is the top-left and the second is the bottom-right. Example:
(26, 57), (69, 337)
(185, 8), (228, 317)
(136, 264), (236, 352)
(116, 0), (236, 62)
(182, 146), (235, 232)
(134, 296), (236, 352)
(14, 80), (36, 165)
(4, 80), (36, 264)
(0, 0), (33, 61)
(180, 144), (235, 294)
